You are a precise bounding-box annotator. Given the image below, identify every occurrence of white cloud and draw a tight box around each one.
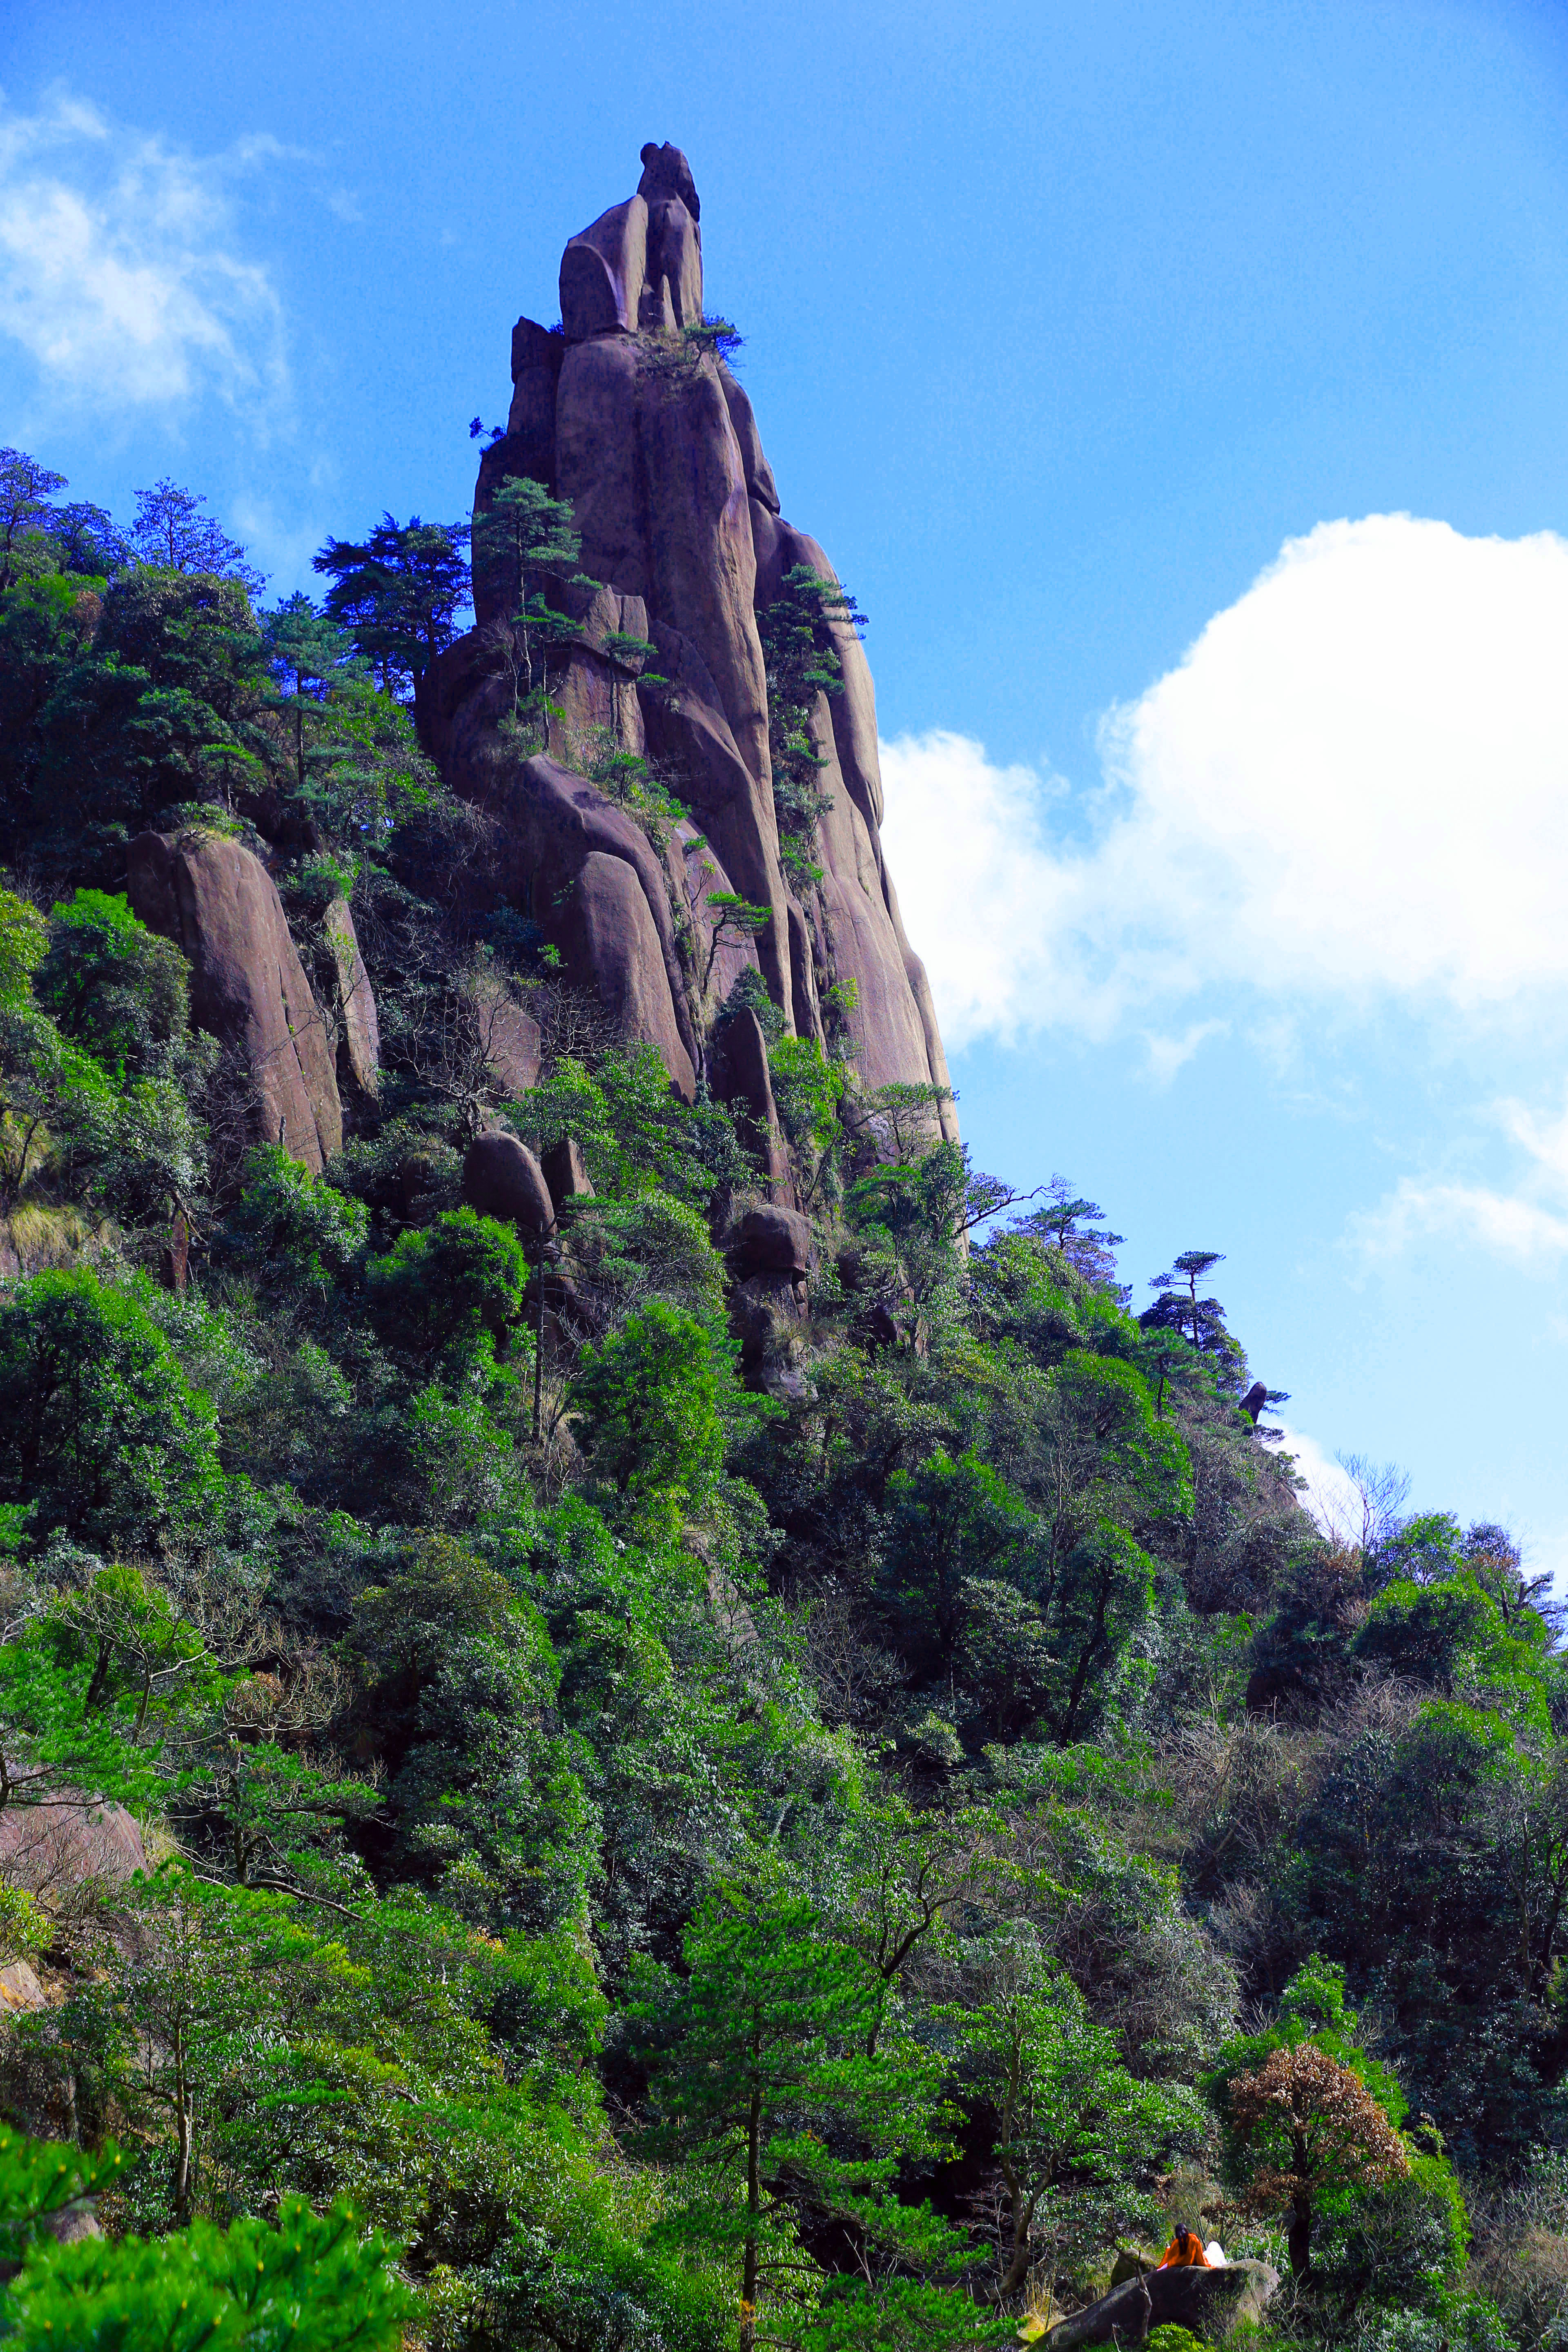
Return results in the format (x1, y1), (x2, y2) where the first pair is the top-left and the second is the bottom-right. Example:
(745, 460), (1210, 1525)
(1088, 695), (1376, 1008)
(0, 86), (289, 420)
(1142, 1019), (1228, 1087)
(1351, 1176), (1568, 1267)
(1261, 1424), (1365, 1543)
(1350, 1087), (1568, 1270)
(881, 514), (1568, 1049)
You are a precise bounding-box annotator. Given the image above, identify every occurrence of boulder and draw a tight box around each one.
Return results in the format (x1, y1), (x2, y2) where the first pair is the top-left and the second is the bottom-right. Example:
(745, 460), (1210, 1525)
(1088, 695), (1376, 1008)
(461, 1131), (555, 1238)
(541, 1135), (594, 1206)
(732, 1203), (814, 1281)
(1046, 2262), (1279, 2350)
(560, 195), (648, 339)
(127, 830), (341, 1172)
(323, 895), (380, 1102)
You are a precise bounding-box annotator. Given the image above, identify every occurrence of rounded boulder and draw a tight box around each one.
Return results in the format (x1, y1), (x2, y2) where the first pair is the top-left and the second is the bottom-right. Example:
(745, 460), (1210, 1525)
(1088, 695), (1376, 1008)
(461, 1131), (556, 1238)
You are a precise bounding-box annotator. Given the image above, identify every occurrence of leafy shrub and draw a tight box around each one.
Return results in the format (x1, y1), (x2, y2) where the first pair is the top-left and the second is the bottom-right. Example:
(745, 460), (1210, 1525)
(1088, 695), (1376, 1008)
(368, 1206), (527, 1356)
(0, 1267), (223, 1550)
(224, 1142), (369, 1290)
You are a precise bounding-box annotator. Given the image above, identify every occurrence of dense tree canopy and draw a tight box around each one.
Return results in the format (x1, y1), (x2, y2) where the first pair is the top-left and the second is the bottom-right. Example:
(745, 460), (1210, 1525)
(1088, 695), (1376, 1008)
(0, 444), (1557, 2352)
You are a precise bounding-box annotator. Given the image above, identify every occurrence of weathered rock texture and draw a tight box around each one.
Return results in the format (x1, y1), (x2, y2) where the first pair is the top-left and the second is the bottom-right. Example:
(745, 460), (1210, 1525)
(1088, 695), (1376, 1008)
(461, 1130), (555, 1237)
(128, 831), (342, 1172)
(323, 895), (380, 1103)
(1046, 2261), (1280, 2350)
(419, 143), (953, 1141)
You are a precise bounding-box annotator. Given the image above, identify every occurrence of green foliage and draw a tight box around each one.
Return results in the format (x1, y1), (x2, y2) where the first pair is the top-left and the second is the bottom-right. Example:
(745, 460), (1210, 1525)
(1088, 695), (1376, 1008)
(37, 567), (274, 833)
(0, 886), (46, 1005)
(0, 1268), (224, 1550)
(4, 440), (1562, 2352)
(938, 1927), (1204, 2294)
(368, 1207), (528, 1359)
(0, 2122), (411, 2352)
(756, 562), (864, 883)
(633, 1881), (964, 2348)
(1355, 1571), (1550, 1722)
(509, 1044), (743, 1207)
(224, 1145), (370, 1292)
(349, 1539), (590, 1933)
(571, 1301), (726, 1536)
(314, 512), (470, 698)
(471, 476), (587, 737)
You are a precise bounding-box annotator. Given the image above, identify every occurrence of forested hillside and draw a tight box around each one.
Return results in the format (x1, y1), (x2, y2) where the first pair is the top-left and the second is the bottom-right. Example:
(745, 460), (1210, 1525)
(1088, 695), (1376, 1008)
(0, 416), (1564, 2350)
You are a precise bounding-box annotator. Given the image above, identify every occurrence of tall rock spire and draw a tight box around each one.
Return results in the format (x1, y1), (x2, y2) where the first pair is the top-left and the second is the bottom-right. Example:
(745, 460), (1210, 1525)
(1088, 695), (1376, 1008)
(418, 144), (955, 1138)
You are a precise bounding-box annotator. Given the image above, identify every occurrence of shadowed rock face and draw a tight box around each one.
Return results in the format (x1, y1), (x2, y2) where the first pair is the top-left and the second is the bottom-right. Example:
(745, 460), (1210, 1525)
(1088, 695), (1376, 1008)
(1046, 2260), (1281, 2349)
(127, 830), (342, 1172)
(418, 143), (953, 1137)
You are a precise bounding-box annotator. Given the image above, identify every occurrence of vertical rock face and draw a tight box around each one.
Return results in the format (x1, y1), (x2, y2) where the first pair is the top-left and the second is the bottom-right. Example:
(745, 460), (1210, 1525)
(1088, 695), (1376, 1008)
(128, 830), (342, 1172)
(419, 143), (953, 1139)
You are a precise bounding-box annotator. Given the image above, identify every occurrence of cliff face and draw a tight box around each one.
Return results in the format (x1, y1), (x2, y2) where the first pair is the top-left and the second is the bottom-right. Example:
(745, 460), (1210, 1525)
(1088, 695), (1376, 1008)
(419, 142), (955, 1135)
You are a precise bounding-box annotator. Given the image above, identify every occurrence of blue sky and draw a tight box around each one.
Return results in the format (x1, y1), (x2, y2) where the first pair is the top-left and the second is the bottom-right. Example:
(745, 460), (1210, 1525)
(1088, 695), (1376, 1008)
(4, 0), (1568, 1568)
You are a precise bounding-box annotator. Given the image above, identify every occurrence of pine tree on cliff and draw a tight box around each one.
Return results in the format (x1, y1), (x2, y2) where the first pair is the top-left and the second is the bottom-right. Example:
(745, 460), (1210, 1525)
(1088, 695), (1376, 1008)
(471, 476), (590, 733)
(313, 514), (470, 698)
(755, 561), (866, 891)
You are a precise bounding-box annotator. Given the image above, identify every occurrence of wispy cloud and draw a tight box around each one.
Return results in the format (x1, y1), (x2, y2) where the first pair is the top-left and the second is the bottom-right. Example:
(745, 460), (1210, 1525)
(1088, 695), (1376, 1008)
(1350, 1089), (1568, 1270)
(881, 514), (1568, 1049)
(1350, 1178), (1568, 1267)
(1143, 1020), (1227, 1086)
(0, 86), (292, 425)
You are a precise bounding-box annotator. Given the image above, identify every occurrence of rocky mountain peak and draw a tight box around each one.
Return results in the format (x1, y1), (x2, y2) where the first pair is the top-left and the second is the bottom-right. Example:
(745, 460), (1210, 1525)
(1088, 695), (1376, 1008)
(418, 145), (956, 1145)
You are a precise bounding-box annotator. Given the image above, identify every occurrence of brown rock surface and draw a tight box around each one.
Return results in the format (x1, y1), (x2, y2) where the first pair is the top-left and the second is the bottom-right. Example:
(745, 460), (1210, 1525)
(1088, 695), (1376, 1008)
(468, 975), (542, 1098)
(565, 852), (696, 1098)
(0, 1789), (149, 1904)
(461, 1131), (555, 1237)
(710, 1011), (791, 1197)
(127, 830), (341, 1172)
(419, 144), (953, 1134)
(720, 363), (780, 514)
(732, 1203), (815, 1281)
(560, 196), (648, 339)
(636, 141), (703, 329)
(323, 895), (380, 1102)
(541, 1135), (594, 1205)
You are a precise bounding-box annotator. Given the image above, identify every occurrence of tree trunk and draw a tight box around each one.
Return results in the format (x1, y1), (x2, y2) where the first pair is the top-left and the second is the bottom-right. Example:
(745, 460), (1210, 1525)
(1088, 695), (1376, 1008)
(740, 2076), (762, 2352)
(1287, 2188), (1312, 2279)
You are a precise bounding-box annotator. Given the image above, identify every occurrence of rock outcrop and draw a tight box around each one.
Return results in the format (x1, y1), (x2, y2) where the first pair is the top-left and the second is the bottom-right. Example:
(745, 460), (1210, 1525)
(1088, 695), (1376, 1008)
(127, 831), (342, 1172)
(419, 143), (954, 1142)
(1045, 2261), (1280, 2350)
(323, 895), (381, 1104)
(461, 1130), (555, 1238)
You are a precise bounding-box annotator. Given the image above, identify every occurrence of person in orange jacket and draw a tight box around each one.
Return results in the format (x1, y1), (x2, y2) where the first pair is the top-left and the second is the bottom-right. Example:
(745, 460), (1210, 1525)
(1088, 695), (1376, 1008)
(1158, 2227), (1211, 2270)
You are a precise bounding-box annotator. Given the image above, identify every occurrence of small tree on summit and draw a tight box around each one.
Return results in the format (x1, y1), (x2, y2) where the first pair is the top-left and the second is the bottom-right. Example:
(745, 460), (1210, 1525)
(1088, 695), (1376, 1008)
(1143, 1248), (1223, 1351)
(129, 478), (264, 594)
(1141, 1247), (1245, 1386)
